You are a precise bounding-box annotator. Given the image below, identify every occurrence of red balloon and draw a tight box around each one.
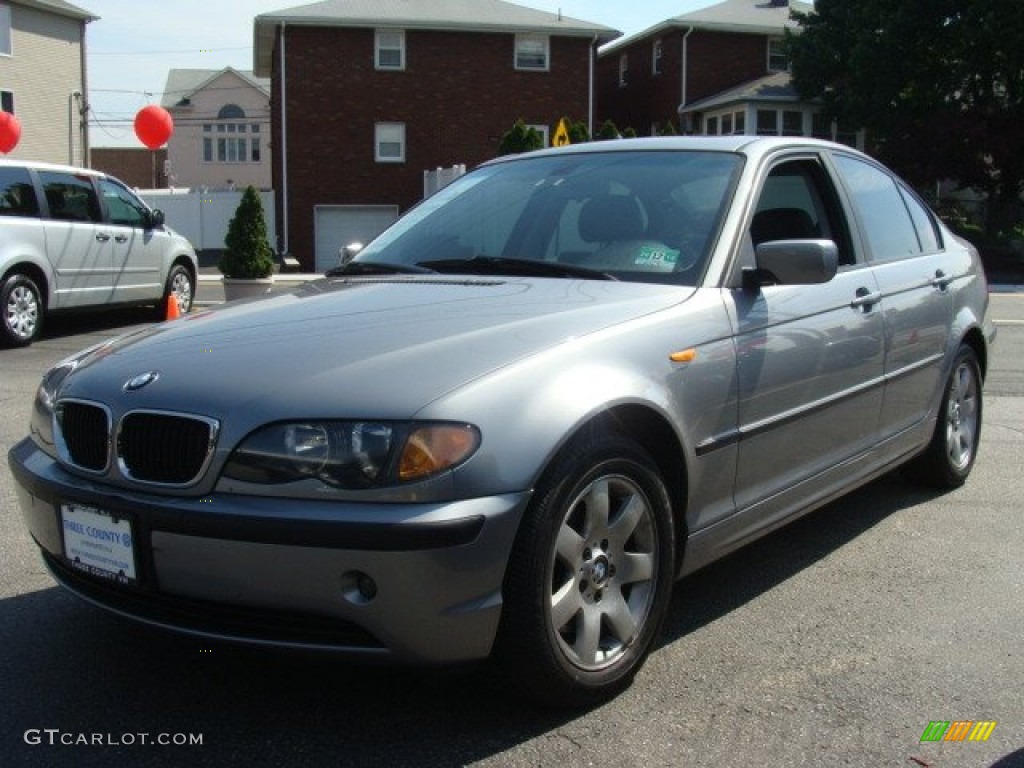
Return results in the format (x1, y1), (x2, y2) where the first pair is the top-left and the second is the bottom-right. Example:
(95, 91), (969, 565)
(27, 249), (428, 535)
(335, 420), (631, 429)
(0, 111), (21, 154)
(134, 105), (174, 150)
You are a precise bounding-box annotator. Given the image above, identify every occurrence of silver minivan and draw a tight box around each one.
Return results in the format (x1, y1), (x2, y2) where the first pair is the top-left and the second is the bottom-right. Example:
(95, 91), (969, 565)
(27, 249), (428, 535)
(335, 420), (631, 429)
(0, 159), (197, 347)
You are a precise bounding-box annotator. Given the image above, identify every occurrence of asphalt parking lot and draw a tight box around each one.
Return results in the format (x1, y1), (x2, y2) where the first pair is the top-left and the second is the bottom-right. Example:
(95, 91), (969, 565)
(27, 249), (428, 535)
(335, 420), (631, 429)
(0, 291), (1021, 768)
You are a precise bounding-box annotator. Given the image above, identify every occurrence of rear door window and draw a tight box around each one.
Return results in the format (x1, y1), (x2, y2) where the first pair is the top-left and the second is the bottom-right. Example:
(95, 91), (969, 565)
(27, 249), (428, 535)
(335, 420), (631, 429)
(0, 166), (40, 217)
(38, 171), (102, 223)
(832, 154), (922, 262)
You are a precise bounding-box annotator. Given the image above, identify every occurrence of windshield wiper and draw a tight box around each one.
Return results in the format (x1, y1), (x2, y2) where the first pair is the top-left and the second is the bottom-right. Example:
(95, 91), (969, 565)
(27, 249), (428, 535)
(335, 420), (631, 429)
(418, 256), (617, 281)
(325, 261), (437, 277)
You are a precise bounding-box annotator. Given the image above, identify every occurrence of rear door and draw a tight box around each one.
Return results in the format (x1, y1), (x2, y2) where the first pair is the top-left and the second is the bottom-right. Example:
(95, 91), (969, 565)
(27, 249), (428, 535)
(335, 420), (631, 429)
(830, 153), (954, 441)
(726, 153), (885, 520)
(36, 170), (109, 309)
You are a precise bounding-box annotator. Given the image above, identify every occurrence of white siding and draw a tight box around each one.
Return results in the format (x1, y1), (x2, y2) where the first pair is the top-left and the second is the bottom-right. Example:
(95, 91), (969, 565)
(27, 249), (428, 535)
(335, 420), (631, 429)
(0, 4), (85, 163)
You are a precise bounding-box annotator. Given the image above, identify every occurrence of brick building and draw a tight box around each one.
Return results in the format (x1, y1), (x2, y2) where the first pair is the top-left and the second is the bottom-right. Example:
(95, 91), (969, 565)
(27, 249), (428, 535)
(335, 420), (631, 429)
(597, 0), (822, 138)
(254, 0), (617, 271)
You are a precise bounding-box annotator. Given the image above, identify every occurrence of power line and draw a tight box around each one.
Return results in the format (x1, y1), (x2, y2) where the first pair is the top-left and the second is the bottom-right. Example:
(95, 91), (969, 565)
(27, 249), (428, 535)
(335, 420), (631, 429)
(91, 46), (250, 56)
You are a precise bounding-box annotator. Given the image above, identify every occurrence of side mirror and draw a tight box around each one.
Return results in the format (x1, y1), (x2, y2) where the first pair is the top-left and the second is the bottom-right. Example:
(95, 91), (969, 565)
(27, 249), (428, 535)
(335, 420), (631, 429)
(338, 242), (364, 266)
(745, 239), (839, 288)
(147, 208), (165, 230)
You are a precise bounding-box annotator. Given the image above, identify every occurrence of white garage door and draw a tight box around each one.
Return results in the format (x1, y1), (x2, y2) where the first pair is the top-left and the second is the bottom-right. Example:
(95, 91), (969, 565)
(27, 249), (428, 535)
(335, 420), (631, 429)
(314, 205), (399, 272)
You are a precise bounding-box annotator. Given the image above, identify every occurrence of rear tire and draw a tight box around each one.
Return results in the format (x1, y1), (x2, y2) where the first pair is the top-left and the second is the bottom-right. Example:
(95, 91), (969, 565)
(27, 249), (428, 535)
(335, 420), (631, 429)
(1, 273), (43, 347)
(496, 433), (675, 707)
(906, 344), (982, 489)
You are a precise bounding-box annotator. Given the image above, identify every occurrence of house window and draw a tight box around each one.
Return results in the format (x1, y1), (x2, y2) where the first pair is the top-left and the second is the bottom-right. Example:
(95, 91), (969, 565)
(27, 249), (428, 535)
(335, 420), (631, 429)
(529, 124), (550, 147)
(515, 35), (549, 71)
(1, 90), (13, 114)
(1, 4), (11, 56)
(652, 39), (663, 75)
(756, 109), (778, 135)
(618, 54), (628, 86)
(704, 110), (746, 135)
(375, 122), (405, 163)
(201, 110), (265, 163)
(768, 38), (789, 72)
(376, 29), (405, 70)
(782, 110), (804, 135)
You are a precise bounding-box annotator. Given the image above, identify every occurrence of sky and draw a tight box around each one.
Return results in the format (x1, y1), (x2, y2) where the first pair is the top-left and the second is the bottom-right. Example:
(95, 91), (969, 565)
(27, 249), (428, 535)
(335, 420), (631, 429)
(81, 0), (718, 148)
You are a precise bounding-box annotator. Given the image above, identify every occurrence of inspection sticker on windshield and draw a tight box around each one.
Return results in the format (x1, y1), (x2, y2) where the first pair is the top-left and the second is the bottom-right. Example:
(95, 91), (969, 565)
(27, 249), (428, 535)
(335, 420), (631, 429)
(61, 503), (136, 584)
(633, 245), (680, 270)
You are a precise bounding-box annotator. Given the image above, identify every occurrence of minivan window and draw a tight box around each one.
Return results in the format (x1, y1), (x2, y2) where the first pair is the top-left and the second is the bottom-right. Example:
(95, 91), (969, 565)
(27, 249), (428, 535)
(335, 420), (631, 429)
(38, 171), (102, 223)
(98, 177), (149, 227)
(0, 166), (39, 217)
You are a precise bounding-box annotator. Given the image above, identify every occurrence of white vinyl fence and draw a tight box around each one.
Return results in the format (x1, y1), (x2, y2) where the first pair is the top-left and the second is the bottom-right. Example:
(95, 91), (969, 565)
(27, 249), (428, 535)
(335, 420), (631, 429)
(423, 164), (466, 198)
(139, 189), (277, 253)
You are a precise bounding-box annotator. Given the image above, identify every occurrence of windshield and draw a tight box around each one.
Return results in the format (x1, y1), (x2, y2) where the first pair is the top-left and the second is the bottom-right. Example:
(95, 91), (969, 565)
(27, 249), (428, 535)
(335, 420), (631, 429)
(353, 150), (743, 285)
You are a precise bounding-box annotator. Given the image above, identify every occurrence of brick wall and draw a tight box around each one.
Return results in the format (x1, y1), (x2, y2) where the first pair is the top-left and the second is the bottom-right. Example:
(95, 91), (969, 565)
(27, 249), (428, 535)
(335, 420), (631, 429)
(91, 148), (169, 189)
(270, 26), (595, 269)
(598, 30), (771, 136)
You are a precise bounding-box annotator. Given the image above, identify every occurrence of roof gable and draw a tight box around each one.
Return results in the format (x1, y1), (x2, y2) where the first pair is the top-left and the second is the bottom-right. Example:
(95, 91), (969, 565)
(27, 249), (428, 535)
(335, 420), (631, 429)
(9, 0), (97, 22)
(254, 0), (620, 76)
(161, 68), (271, 109)
(601, 0), (812, 55)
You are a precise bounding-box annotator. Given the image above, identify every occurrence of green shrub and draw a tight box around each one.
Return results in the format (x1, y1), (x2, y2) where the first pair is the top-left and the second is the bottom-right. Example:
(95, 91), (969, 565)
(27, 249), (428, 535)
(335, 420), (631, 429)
(218, 186), (275, 279)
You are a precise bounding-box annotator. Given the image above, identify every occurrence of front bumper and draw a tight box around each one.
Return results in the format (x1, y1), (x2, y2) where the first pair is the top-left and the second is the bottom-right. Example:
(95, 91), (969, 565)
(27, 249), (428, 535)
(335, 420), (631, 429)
(9, 438), (529, 663)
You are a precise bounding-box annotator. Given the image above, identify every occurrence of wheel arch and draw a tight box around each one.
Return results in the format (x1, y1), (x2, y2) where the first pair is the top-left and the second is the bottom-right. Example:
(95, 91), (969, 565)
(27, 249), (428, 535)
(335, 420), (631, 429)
(2, 261), (50, 310)
(563, 404), (690, 571)
(961, 326), (988, 381)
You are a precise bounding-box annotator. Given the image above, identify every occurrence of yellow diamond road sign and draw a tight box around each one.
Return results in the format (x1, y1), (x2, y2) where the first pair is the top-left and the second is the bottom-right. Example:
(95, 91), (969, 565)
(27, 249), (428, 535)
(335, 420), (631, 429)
(553, 119), (571, 147)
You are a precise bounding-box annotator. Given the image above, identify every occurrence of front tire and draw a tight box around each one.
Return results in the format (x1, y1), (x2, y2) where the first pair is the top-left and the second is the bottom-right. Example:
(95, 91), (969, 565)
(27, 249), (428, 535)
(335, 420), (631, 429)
(907, 344), (983, 489)
(496, 434), (676, 707)
(159, 264), (194, 319)
(1, 273), (43, 347)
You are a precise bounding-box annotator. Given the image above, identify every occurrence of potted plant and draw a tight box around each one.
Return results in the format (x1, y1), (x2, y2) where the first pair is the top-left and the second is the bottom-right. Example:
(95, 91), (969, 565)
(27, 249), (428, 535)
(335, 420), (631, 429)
(218, 185), (275, 301)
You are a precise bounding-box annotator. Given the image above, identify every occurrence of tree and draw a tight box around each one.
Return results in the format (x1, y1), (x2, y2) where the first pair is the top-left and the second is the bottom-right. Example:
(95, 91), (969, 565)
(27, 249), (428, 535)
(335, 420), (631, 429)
(498, 120), (544, 155)
(788, 0), (1024, 232)
(218, 185), (275, 279)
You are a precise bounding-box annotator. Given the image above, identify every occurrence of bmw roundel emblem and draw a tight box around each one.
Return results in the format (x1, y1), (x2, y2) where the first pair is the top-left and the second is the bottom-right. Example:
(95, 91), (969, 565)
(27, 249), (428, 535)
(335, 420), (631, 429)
(123, 371), (160, 392)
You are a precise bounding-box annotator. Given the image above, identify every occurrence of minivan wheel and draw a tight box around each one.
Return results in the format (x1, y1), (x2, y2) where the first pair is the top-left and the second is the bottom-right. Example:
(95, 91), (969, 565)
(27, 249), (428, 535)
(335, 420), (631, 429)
(159, 264), (194, 319)
(1, 273), (43, 347)
(906, 344), (982, 489)
(496, 434), (675, 707)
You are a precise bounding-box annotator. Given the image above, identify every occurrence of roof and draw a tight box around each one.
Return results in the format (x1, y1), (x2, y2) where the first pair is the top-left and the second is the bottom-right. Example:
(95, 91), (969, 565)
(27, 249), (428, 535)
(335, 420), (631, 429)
(679, 71), (812, 114)
(8, 0), (97, 21)
(253, 0), (620, 76)
(601, 0), (812, 55)
(161, 68), (271, 110)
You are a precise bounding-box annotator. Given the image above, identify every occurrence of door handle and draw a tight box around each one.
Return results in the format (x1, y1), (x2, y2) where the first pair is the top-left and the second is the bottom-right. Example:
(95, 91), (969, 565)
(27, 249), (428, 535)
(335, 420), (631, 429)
(95, 232), (110, 242)
(931, 270), (954, 290)
(850, 287), (881, 310)
(114, 235), (128, 243)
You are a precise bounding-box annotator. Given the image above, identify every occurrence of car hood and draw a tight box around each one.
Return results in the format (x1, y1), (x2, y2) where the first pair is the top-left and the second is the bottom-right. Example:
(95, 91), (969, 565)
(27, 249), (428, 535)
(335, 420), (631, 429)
(58, 276), (692, 420)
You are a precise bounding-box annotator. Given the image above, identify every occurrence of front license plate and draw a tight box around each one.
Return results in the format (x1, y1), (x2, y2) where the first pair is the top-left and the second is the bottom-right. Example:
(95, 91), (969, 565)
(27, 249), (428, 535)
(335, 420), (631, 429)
(60, 503), (137, 584)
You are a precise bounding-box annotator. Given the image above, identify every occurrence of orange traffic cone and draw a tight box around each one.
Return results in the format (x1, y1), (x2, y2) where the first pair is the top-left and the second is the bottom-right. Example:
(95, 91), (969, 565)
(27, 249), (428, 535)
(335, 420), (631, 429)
(165, 294), (181, 321)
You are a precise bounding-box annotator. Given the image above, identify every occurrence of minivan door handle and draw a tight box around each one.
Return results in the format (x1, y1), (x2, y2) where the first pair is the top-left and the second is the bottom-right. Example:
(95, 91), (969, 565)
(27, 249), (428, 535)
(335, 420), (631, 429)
(931, 270), (954, 290)
(95, 232), (111, 242)
(850, 287), (882, 310)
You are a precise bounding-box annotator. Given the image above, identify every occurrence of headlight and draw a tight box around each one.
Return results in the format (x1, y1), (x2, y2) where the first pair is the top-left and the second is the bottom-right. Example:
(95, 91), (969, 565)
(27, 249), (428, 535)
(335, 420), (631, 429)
(30, 363), (76, 453)
(223, 421), (480, 489)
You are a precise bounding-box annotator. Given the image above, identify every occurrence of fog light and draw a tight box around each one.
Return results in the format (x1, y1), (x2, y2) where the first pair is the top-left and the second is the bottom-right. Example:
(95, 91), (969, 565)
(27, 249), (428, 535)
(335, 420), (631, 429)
(340, 570), (377, 605)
